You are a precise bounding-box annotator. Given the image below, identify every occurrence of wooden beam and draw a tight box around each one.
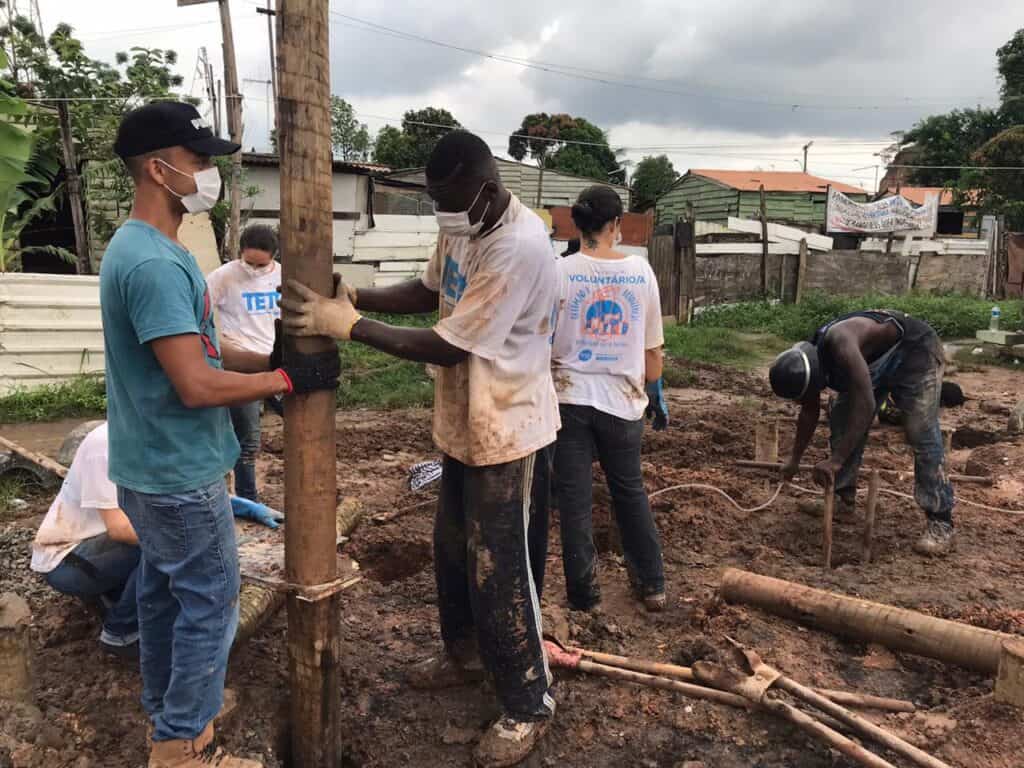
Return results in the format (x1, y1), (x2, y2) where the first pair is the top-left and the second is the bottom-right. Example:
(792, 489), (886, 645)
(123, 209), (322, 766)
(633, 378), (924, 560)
(277, 0), (341, 764)
(721, 569), (1012, 674)
(759, 184), (768, 297)
(795, 237), (808, 305)
(219, 0), (243, 261)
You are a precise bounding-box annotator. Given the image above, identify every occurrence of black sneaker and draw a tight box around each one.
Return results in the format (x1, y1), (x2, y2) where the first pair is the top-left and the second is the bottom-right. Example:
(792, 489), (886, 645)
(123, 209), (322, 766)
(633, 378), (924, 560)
(99, 631), (139, 660)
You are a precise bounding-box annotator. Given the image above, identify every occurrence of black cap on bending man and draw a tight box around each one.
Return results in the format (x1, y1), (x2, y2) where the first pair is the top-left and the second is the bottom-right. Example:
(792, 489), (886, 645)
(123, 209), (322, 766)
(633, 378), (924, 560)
(769, 341), (825, 401)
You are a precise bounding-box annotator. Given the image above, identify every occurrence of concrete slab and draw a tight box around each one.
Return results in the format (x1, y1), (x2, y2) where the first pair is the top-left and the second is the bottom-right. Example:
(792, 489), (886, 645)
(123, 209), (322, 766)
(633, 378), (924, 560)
(975, 329), (1024, 346)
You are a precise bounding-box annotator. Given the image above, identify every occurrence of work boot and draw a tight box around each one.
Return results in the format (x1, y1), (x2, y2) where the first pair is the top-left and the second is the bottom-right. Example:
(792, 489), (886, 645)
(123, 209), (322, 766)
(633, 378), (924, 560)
(797, 495), (857, 517)
(913, 519), (955, 557)
(408, 653), (486, 690)
(149, 723), (262, 768)
(474, 715), (551, 768)
(643, 591), (667, 613)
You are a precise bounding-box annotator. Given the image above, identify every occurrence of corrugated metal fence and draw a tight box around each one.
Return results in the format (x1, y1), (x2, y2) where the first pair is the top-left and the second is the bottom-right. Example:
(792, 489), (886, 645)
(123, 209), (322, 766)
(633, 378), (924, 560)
(0, 274), (104, 395)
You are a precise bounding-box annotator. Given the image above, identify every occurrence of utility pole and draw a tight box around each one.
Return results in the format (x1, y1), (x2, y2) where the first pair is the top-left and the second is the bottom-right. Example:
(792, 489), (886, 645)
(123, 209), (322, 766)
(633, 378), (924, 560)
(802, 140), (814, 173)
(56, 102), (91, 275)
(219, 0), (243, 262)
(199, 47), (221, 136)
(178, 0), (244, 261)
(277, 0), (341, 765)
(256, 2), (279, 134)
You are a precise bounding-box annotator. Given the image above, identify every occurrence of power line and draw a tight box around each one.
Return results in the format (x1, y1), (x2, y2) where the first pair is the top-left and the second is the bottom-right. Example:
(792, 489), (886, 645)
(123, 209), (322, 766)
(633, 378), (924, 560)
(313, 5), (996, 114)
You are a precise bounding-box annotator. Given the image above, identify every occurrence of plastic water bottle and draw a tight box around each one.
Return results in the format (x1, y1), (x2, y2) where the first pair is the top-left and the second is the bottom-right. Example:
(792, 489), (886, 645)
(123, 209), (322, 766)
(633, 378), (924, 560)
(990, 306), (1001, 331)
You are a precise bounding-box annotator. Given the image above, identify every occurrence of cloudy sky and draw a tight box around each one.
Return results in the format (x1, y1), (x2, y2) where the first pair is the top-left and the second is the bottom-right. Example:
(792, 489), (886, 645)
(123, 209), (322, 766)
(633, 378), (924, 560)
(42, 0), (1019, 191)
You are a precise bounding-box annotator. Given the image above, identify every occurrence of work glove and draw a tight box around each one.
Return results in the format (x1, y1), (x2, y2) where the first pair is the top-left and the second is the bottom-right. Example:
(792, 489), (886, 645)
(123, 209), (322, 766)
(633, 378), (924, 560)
(644, 378), (669, 431)
(277, 348), (342, 395)
(280, 277), (363, 340)
(230, 496), (285, 529)
(269, 318), (283, 371)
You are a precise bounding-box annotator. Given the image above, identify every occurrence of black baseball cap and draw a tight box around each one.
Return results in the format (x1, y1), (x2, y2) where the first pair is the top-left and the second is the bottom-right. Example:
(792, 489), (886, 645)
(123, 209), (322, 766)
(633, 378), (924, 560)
(114, 101), (240, 159)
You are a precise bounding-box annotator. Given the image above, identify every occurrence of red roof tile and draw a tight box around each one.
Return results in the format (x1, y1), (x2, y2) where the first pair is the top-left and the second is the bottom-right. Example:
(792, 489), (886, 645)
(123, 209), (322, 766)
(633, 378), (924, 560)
(882, 186), (954, 206)
(689, 169), (866, 195)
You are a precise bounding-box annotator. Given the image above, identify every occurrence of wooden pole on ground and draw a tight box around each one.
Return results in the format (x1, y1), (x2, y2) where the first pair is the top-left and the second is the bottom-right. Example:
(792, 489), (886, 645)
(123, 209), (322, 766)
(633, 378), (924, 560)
(56, 102), (91, 274)
(862, 470), (880, 563)
(721, 568), (1011, 673)
(277, 1), (341, 764)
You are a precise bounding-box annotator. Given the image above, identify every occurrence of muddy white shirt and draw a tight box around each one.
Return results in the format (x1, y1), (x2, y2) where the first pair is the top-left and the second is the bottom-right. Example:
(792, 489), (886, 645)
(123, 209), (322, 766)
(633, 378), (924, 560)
(31, 423), (116, 573)
(205, 259), (282, 355)
(421, 194), (560, 467)
(551, 253), (664, 421)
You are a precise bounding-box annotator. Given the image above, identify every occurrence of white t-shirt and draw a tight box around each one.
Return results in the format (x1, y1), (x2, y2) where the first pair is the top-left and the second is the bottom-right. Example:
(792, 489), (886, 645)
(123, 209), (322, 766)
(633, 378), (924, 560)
(421, 194), (560, 467)
(205, 259), (282, 355)
(551, 252), (665, 421)
(31, 423), (117, 573)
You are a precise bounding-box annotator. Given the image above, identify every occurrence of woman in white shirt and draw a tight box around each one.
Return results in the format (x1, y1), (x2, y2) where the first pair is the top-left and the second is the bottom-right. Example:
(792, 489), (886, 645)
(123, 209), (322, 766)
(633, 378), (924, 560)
(550, 185), (669, 612)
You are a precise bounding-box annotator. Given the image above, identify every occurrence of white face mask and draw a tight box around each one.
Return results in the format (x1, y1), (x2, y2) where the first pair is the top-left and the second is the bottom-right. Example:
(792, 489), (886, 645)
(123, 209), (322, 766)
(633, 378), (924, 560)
(159, 160), (222, 214)
(240, 260), (276, 277)
(434, 183), (490, 238)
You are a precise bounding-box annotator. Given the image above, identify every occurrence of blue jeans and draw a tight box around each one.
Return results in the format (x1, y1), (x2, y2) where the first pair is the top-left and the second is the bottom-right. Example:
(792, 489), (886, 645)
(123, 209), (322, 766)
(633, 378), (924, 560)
(229, 401), (261, 502)
(554, 404), (665, 609)
(45, 534), (140, 640)
(118, 480), (240, 742)
(830, 336), (954, 524)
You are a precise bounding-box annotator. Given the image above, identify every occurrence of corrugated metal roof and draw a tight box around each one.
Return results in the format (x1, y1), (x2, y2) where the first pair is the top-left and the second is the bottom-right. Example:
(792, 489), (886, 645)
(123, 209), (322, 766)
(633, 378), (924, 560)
(688, 169), (866, 195)
(881, 186), (954, 206)
(242, 152), (391, 176)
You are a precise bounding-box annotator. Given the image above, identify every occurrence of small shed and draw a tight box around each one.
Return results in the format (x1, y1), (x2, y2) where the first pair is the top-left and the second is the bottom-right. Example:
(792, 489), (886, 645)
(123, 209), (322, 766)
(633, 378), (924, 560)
(655, 169), (868, 228)
(385, 158), (630, 210)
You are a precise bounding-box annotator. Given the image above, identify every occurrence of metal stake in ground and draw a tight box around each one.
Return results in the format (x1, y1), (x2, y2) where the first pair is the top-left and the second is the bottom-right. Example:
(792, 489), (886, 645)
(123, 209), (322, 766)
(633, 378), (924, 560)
(277, 0), (341, 765)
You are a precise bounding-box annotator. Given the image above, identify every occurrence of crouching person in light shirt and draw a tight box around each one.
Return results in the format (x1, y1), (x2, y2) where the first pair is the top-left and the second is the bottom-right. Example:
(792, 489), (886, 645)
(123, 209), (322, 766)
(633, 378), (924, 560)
(31, 422), (141, 658)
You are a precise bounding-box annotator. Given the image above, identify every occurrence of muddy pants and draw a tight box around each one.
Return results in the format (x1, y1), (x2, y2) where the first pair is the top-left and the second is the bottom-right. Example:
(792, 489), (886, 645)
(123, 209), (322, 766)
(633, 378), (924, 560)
(830, 336), (954, 524)
(435, 452), (555, 721)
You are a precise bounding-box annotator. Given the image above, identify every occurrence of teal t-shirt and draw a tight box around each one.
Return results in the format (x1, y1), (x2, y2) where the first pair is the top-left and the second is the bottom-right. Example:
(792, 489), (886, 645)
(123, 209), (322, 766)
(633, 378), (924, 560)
(100, 219), (239, 494)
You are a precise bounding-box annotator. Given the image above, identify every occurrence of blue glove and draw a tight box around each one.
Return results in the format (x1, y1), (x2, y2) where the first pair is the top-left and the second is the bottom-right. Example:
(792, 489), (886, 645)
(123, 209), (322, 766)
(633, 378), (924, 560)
(644, 378), (669, 431)
(230, 496), (285, 529)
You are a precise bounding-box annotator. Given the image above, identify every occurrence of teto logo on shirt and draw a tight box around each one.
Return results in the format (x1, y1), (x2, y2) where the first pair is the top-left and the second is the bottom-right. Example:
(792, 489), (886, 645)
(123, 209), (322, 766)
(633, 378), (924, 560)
(242, 291), (281, 315)
(571, 285), (642, 340)
(441, 254), (468, 304)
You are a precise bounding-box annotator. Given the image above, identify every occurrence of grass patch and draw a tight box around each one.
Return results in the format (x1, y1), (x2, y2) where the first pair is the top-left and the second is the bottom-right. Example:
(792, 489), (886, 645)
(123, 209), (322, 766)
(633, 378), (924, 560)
(663, 325), (787, 368)
(0, 474), (23, 513)
(0, 376), (107, 423)
(694, 293), (1024, 342)
(335, 311), (436, 410)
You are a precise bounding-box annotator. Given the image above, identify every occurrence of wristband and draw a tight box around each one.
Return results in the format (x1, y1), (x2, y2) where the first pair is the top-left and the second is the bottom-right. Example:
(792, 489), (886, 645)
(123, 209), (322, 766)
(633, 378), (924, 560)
(276, 368), (294, 394)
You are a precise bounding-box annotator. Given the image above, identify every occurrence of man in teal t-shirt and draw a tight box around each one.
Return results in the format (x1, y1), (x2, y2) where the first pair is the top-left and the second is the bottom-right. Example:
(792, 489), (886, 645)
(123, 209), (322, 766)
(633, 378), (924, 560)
(101, 101), (340, 768)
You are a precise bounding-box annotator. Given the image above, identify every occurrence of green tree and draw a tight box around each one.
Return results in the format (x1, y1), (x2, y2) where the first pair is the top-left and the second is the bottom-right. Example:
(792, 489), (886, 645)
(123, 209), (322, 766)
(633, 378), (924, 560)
(901, 108), (1008, 187)
(630, 155), (677, 210)
(372, 106), (460, 168)
(507, 113), (618, 180)
(997, 29), (1024, 123)
(960, 126), (1024, 229)
(330, 96), (370, 162)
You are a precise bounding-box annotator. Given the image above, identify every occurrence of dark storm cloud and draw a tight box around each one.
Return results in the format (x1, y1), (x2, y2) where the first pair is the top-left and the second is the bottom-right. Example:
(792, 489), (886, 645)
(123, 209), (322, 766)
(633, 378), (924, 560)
(325, 0), (1015, 138)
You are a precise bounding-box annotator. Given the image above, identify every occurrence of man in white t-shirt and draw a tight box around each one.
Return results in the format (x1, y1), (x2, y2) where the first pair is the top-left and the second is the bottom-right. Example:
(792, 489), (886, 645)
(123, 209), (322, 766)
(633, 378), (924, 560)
(31, 422), (141, 657)
(280, 131), (559, 768)
(205, 224), (282, 501)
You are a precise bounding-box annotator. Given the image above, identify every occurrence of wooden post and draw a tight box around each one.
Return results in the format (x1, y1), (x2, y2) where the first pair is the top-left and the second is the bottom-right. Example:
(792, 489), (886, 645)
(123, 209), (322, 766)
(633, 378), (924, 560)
(863, 470), (880, 563)
(721, 569), (1012, 673)
(759, 183), (768, 298)
(754, 416), (779, 463)
(995, 639), (1024, 708)
(56, 102), (91, 274)
(219, 0), (243, 262)
(277, 0), (341, 765)
(256, 2), (279, 132)
(822, 478), (834, 569)
(795, 237), (808, 304)
(676, 214), (696, 324)
(0, 593), (32, 702)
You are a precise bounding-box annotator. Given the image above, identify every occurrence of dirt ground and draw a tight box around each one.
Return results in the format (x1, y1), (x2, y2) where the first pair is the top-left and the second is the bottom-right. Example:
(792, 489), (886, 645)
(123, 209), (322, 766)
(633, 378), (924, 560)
(1, 361), (1023, 767)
